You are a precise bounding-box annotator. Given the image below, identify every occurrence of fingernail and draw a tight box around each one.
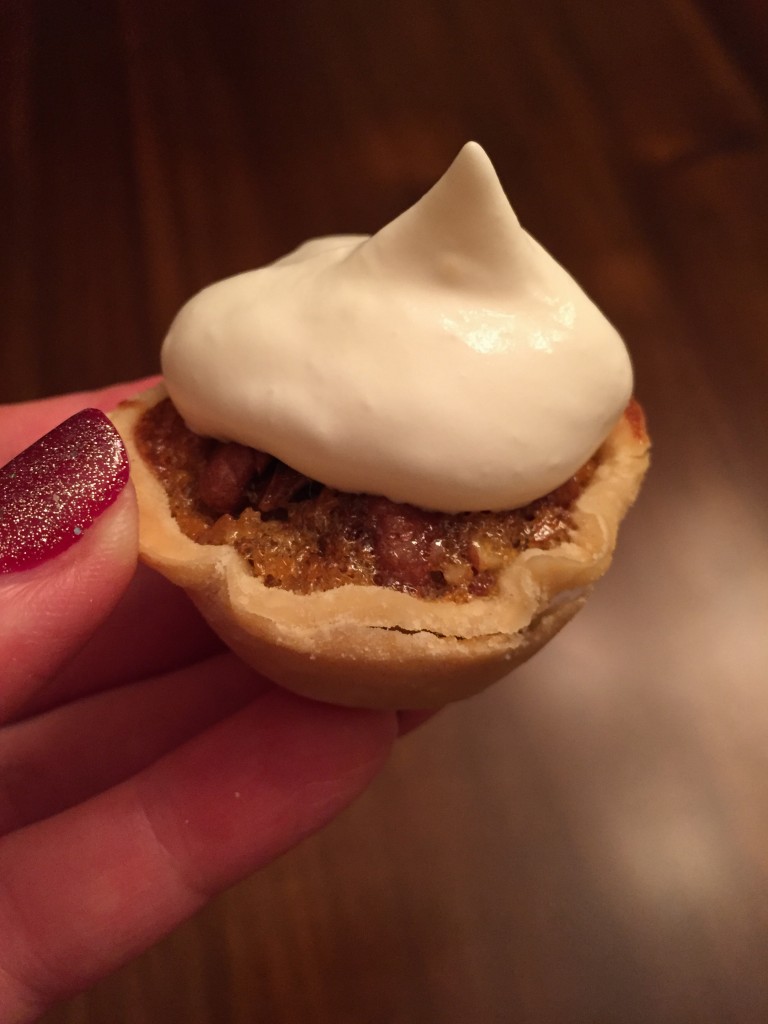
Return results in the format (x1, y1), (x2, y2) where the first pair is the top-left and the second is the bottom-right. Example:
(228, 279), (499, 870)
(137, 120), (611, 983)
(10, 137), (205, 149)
(0, 409), (129, 573)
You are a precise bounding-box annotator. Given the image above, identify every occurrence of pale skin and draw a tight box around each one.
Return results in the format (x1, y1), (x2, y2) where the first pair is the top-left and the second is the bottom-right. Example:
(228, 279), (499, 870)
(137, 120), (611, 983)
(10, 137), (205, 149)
(0, 379), (426, 1022)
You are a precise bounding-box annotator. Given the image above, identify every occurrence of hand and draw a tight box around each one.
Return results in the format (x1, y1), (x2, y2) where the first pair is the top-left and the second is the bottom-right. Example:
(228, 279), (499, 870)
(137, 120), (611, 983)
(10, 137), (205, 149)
(0, 380), (414, 1023)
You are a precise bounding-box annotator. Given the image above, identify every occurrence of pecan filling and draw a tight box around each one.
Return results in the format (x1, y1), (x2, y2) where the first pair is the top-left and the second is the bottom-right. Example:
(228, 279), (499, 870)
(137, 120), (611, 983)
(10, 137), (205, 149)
(135, 399), (596, 601)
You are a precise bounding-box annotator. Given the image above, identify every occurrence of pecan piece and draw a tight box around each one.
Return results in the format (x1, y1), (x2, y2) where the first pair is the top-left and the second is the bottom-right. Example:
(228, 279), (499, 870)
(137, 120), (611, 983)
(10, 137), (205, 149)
(199, 443), (270, 515)
(258, 463), (311, 513)
(367, 497), (439, 593)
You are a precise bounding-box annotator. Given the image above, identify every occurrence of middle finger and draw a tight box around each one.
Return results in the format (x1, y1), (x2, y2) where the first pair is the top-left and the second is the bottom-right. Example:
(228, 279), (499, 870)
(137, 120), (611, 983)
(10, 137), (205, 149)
(19, 564), (224, 720)
(0, 652), (268, 835)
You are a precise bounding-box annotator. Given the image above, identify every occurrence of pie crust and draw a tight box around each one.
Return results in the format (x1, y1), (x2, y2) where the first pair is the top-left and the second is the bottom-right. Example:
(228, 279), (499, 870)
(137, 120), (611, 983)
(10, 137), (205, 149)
(111, 384), (650, 708)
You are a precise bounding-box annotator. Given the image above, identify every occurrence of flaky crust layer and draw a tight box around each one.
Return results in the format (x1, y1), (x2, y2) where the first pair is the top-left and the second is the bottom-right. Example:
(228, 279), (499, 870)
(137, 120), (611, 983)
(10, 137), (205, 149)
(111, 384), (649, 708)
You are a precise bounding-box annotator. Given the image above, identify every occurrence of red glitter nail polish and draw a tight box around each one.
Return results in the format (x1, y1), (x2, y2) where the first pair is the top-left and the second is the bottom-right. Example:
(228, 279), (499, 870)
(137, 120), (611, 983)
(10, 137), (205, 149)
(0, 409), (129, 573)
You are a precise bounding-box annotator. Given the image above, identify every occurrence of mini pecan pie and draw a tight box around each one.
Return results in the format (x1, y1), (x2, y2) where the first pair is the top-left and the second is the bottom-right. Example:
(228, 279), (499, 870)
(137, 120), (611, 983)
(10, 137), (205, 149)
(111, 383), (649, 708)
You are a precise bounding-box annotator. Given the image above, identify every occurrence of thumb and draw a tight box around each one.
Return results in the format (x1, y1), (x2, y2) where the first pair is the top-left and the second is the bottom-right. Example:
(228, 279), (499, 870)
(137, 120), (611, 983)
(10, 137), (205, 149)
(0, 409), (137, 722)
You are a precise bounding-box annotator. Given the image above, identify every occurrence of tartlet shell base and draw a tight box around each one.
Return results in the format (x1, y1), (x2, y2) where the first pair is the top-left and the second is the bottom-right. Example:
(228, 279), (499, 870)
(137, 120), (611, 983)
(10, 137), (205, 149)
(111, 384), (649, 708)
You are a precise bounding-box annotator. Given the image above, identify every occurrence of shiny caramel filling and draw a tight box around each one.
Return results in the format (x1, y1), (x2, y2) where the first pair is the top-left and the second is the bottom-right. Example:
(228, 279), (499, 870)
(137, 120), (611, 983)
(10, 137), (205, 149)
(136, 399), (596, 601)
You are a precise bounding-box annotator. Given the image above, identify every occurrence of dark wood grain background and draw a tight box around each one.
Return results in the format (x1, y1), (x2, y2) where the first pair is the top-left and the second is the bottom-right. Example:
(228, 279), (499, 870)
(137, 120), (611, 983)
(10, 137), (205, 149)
(3, 1), (768, 1021)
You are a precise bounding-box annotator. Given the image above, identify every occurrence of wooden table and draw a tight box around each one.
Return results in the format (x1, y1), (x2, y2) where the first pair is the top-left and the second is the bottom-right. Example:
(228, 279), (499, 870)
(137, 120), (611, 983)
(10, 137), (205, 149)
(4, 1), (768, 1020)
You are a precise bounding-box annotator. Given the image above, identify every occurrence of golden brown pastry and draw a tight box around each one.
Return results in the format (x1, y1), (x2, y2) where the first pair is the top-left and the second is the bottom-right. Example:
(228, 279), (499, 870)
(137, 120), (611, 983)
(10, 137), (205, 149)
(111, 385), (648, 708)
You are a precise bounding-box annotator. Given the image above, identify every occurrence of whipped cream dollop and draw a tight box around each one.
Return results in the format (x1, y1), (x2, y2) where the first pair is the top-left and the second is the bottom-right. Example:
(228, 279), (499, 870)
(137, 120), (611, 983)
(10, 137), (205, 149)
(162, 142), (633, 512)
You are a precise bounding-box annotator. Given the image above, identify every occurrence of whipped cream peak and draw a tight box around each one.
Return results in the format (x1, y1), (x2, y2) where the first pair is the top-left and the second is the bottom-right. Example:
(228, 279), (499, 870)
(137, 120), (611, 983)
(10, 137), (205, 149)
(162, 143), (633, 512)
(358, 142), (526, 295)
